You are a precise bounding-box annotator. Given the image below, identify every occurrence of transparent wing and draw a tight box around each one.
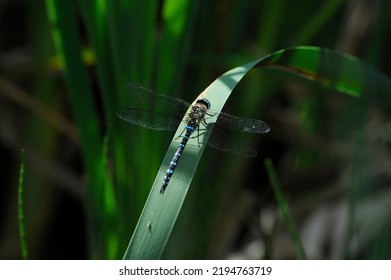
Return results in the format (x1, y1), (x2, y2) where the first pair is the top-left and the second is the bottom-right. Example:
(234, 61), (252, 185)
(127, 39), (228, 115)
(120, 83), (270, 156)
(116, 109), (182, 131)
(125, 83), (190, 113)
(212, 111), (271, 134)
(206, 127), (258, 157)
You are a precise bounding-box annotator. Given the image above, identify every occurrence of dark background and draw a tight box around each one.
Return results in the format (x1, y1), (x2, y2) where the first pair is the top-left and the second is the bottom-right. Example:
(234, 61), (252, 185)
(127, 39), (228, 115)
(1, 0), (391, 259)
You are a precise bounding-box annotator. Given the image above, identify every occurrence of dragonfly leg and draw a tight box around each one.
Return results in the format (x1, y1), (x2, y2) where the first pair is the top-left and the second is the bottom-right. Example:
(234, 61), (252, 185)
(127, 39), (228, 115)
(205, 111), (216, 117)
(174, 127), (187, 140)
(188, 128), (209, 149)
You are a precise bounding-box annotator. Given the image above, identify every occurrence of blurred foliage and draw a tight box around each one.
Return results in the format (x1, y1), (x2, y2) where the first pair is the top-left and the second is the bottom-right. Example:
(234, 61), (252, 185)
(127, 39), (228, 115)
(0, 0), (391, 260)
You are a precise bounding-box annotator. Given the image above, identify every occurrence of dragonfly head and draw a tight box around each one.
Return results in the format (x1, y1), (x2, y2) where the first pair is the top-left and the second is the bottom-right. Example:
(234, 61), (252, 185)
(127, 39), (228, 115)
(196, 98), (211, 110)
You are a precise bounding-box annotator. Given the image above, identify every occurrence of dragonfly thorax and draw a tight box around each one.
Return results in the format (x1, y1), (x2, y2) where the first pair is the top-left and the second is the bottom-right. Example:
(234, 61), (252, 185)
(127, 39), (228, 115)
(187, 101), (209, 129)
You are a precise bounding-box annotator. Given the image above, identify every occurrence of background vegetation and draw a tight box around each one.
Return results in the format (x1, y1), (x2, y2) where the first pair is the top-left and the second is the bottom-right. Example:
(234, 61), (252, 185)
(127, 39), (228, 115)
(1, 0), (391, 259)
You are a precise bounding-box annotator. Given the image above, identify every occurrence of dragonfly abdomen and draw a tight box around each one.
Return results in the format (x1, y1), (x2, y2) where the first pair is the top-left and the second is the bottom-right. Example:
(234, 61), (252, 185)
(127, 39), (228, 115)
(160, 125), (195, 194)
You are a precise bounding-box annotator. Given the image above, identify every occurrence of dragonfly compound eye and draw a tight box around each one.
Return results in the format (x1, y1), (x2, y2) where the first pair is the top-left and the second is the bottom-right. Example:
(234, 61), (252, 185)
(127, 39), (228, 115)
(196, 98), (211, 110)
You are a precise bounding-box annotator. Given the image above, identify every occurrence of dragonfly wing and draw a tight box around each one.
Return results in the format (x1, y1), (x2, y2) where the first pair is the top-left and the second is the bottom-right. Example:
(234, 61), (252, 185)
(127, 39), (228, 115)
(214, 111), (271, 134)
(116, 109), (182, 131)
(125, 83), (190, 113)
(206, 127), (258, 157)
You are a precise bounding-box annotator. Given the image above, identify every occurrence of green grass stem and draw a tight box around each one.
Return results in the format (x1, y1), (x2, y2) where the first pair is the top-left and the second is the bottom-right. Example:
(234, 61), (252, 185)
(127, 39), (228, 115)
(18, 149), (28, 260)
(264, 158), (307, 260)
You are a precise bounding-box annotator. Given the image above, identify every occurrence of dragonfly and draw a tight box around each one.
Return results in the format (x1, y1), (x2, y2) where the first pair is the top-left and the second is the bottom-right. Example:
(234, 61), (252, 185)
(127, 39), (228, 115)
(116, 83), (271, 194)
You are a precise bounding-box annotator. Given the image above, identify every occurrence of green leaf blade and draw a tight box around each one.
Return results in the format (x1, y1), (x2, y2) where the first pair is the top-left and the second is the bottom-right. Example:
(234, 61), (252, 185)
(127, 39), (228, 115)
(123, 59), (261, 260)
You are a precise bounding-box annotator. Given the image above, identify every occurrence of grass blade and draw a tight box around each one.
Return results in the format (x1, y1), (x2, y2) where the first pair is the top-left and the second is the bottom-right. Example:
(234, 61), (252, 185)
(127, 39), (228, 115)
(18, 149), (28, 260)
(123, 59), (262, 259)
(264, 158), (307, 260)
(45, 0), (110, 257)
(256, 46), (391, 103)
